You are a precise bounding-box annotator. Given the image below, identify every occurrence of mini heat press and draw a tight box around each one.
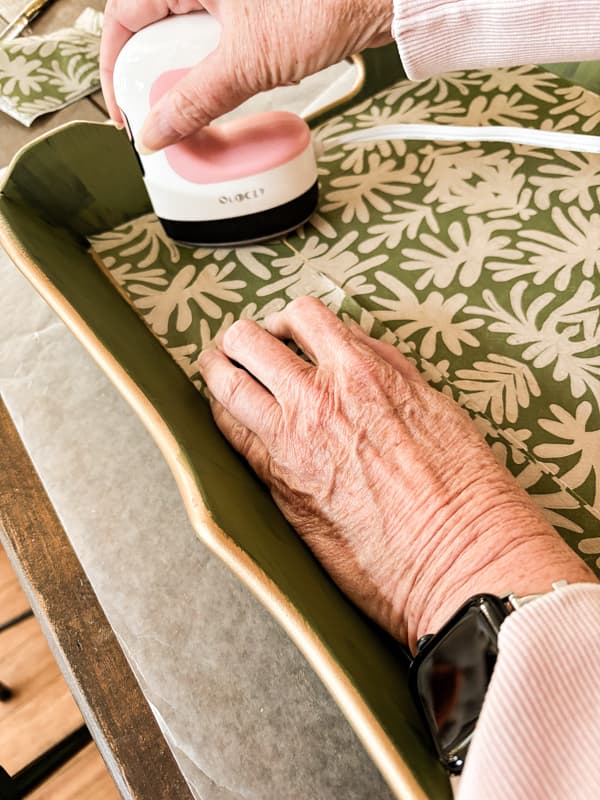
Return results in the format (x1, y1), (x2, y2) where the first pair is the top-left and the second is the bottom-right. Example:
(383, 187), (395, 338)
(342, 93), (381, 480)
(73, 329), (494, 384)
(113, 12), (319, 247)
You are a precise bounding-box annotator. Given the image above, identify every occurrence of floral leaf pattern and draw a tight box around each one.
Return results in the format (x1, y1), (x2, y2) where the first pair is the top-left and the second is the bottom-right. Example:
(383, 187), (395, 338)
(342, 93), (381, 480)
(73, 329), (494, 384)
(455, 355), (541, 424)
(0, 10), (102, 126)
(89, 64), (600, 573)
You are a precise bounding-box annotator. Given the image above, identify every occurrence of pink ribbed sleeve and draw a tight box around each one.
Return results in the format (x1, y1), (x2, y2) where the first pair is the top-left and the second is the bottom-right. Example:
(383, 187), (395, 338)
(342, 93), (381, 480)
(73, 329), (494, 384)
(457, 583), (600, 800)
(392, 1), (600, 79)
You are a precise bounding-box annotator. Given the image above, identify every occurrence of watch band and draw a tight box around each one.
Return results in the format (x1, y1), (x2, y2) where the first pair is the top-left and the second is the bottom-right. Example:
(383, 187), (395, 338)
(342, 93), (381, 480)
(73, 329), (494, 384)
(504, 579), (569, 611)
(409, 580), (570, 774)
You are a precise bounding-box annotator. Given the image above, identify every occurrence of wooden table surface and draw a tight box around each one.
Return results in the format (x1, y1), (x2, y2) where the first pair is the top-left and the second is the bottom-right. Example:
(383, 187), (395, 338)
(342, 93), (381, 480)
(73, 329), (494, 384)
(0, 3), (194, 798)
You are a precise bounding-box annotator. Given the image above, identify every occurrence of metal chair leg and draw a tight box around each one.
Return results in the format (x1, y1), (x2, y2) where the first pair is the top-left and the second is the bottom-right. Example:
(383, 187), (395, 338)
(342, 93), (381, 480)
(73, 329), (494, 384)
(0, 610), (33, 634)
(0, 725), (92, 799)
(1, 609), (35, 702)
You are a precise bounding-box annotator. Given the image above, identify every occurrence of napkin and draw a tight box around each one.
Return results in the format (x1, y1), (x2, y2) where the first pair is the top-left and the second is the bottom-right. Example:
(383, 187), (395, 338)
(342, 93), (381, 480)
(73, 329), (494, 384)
(0, 8), (102, 126)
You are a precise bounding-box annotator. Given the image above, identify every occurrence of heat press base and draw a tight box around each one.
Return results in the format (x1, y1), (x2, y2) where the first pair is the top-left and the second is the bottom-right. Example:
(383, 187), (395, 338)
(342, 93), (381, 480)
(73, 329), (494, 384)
(160, 181), (319, 247)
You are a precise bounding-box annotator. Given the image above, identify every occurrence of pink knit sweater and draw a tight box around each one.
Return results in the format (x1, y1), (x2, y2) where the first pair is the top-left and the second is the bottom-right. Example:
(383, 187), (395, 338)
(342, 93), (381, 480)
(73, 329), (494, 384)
(392, 0), (600, 79)
(458, 584), (600, 800)
(392, 4), (600, 798)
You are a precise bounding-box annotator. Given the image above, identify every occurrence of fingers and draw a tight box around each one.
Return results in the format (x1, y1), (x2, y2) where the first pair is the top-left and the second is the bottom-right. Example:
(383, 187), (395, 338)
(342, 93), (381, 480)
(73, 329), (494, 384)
(197, 348), (280, 440)
(263, 297), (425, 385)
(219, 319), (311, 397)
(200, 301), (424, 457)
(209, 399), (272, 483)
(263, 296), (357, 367)
(346, 322), (426, 384)
(99, 16), (134, 122)
(139, 38), (256, 151)
(100, 0), (202, 123)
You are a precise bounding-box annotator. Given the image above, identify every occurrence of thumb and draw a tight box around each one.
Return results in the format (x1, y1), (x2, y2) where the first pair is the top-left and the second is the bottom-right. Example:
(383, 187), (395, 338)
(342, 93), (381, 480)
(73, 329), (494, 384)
(139, 43), (256, 152)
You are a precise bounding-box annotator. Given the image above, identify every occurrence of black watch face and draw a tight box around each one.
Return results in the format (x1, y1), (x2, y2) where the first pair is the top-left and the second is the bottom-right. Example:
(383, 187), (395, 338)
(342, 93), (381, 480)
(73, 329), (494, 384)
(412, 597), (506, 773)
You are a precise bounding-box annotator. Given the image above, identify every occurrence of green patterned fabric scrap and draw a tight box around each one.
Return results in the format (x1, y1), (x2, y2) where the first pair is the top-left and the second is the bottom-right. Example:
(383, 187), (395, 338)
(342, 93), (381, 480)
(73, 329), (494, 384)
(0, 8), (102, 126)
(89, 64), (600, 576)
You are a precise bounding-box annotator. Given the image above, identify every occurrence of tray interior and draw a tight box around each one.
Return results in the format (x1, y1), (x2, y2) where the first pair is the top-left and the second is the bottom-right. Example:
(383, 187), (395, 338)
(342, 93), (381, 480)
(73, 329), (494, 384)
(2, 51), (599, 800)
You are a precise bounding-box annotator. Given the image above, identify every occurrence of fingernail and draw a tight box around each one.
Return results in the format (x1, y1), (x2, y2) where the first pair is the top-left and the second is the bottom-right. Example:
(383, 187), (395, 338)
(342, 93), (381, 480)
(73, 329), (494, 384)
(139, 105), (181, 154)
(137, 113), (160, 154)
(113, 121), (125, 131)
(136, 140), (157, 156)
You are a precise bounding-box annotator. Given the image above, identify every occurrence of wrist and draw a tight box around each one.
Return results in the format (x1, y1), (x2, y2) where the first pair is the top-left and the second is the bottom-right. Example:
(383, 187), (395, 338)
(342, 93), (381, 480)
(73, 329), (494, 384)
(418, 537), (596, 649)
(399, 486), (598, 653)
(343, 0), (394, 50)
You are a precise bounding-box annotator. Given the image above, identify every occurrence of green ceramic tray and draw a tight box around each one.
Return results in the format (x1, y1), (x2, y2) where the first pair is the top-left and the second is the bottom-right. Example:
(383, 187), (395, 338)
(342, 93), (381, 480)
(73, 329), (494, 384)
(0, 46), (452, 800)
(1, 47), (599, 800)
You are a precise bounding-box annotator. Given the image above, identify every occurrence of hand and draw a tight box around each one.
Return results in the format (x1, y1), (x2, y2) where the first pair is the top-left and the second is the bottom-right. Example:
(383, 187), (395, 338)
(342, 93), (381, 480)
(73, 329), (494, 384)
(100, 0), (394, 152)
(198, 297), (596, 652)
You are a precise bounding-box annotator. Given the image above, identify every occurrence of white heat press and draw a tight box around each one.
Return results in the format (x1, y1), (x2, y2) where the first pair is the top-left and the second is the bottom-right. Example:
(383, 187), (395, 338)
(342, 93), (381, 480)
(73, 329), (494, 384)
(113, 11), (319, 246)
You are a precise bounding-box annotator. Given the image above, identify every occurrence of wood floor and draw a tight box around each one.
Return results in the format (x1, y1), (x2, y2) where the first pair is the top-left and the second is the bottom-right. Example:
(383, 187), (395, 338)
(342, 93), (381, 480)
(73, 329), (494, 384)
(0, 543), (121, 799)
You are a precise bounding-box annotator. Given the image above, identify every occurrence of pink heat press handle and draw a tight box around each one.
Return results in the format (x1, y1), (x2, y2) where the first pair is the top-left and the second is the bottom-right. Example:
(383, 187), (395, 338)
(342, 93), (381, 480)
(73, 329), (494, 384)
(150, 69), (312, 184)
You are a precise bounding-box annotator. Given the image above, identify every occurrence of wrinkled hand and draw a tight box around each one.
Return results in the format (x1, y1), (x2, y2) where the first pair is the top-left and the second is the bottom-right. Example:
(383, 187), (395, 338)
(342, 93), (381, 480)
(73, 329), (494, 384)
(198, 297), (595, 650)
(100, 0), (393, 152)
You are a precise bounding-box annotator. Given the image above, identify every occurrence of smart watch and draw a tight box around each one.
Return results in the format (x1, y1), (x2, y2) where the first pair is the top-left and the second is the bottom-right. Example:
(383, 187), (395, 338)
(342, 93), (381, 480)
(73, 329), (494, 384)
(409, 581), (568, 774)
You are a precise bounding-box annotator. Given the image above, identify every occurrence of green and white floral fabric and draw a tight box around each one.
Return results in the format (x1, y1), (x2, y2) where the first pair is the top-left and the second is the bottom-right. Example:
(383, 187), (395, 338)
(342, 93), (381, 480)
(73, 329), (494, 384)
(89, 64), (600, 576)
(0, 9), (102, 126)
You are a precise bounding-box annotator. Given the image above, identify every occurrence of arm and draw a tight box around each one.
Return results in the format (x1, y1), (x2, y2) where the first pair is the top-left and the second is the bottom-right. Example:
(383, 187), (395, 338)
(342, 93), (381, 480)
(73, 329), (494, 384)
(393, 0), (600, 79)
(100, 0), (394, 152)
(101, 0), (600, 151)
